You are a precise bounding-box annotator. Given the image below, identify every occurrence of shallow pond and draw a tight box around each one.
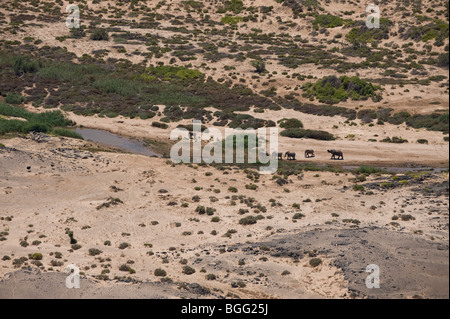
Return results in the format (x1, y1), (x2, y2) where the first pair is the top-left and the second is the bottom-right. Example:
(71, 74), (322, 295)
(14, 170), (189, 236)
(74, 128), (159, 157)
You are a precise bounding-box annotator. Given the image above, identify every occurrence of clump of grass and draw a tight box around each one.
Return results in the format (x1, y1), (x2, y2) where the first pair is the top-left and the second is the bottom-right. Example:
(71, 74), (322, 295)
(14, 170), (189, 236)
(51, 128), (83, 139)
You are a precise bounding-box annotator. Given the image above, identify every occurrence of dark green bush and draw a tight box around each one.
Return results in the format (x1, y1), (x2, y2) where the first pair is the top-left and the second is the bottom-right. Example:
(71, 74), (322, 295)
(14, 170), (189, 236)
(281, 128), (335, 140)
(279, 118), (303, 129)
(154, 268), (167, 277)
(239, 215), (258, 225)
(5, 93), (24, 105)
(90, 29), (109, 41)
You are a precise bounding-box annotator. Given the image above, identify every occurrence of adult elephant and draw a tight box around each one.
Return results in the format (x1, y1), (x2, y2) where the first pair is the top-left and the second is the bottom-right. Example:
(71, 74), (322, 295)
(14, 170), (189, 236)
(285, 151), (296, 160)
(327, 149), (344, 160)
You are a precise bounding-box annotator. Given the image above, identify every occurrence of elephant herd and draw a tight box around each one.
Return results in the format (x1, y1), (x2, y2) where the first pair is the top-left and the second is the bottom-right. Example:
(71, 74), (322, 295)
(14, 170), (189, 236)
(269, 149), (344, 161)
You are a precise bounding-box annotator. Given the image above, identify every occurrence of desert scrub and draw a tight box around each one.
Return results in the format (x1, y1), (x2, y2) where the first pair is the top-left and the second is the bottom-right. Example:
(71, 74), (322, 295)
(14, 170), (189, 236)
(152, 122), (168, 129)
(182, 266), (196, 275)
(352, 185), (365, 192)
(251, 59), (266, 73)
(400, 214), (416, 221)
(206, 273), (216, 280)
(211, 217), (220, 223)
(343, 219), (361, 225)
(239, 215), (258, 225)
(154, 268), (167, 277)
(96, 197), (123, 210)
(292, 213), (305, 220)
(302, 75), (380, 104)
(309, 258), (322, 267)
(355, 166), (382, 175)
(30, 253), (43, 260)
(88, 248), (102, 256)
(118, 242), (130, 250)
(381, 136), (408, 143)
(280, 128), (335, 140)
(245, 184), (258, 190)
(0, 103), (75, 135)
(278, 118), (303, 129)
(312, 14), (344, 29)
(90, 29), (109, 41)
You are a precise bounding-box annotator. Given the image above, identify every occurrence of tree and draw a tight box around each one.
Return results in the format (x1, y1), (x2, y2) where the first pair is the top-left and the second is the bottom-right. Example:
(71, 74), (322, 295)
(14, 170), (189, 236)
(251, 60), (266, 73)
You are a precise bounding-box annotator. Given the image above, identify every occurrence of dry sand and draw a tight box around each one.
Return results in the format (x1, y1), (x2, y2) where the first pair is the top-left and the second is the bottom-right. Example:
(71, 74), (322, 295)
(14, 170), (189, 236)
(0, 133), (448, 299)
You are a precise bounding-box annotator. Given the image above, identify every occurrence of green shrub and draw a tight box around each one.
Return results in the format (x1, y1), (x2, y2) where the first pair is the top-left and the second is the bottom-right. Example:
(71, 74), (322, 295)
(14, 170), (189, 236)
(239, 215), (258, 225)
(381, 136), (408, 143)
(251, 60), (266, 73)
(221, 15), (243, 24)
(279, 118), (303, 129)
(154, 268), (167, 277)
(312, 14), (344, 29)
(437, 53), (449, 68)
(5, 93), (24, 105)
(31, 253), (43, 260)
(292, 213), (305, 220)
(281, 128), (335, 140)
(309, 258), (322, 267)
(228, 187), (238, 193)
(182, 265), (196, 275)
(88, 248), (103, 256)
(206, 273), (216, 280)
(13, 56), (41, 76)
(302, 75), (379, 104)
(355, 166), (382, 175)
(90, 29), (109, 41)
(152, 122), (168, 129)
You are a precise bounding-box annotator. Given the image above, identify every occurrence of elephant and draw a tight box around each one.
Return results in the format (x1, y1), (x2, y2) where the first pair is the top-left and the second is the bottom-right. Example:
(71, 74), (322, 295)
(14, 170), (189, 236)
(327, 149), (344, 160)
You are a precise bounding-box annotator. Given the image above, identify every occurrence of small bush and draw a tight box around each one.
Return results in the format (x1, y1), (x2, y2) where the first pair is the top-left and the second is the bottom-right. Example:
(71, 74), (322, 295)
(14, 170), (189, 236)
(206, 273), (216, 280)
(90, 29), (109, 41)
(154, 268), (167, 277)
(281, 128), (335, 140)
(30, 253), (43, 260)
(292, 213), (305, 220)
(88, 248), (102, 256)
(309, 258), (322, 267)
(352, 185), (365, 191)
(239, 215), (258, 225)
(182, 265), (196, 275)
(118, 242), (130, 249)
(5, 93), (24, 105)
